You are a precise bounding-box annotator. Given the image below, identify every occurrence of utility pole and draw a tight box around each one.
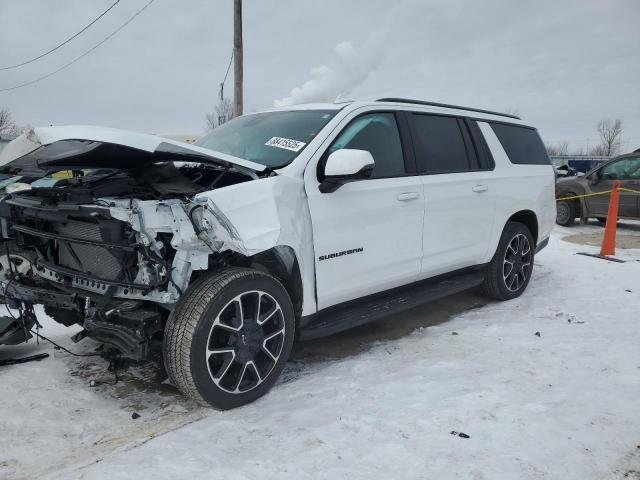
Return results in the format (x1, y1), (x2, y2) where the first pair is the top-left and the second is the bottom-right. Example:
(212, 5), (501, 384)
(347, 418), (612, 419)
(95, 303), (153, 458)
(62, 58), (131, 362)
(233, 0), (243, 117)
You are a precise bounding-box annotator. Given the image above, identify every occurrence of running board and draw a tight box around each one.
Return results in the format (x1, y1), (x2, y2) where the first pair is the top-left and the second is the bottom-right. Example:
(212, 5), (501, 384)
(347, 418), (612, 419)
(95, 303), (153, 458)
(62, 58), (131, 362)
(299, 270), (485, 340)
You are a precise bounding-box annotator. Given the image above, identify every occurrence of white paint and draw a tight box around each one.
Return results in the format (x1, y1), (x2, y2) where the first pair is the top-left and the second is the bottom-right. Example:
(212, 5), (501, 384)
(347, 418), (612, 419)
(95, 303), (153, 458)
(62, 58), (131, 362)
(0, 101), (555, 322)
(0, 125), (265, 172)
(303, 106), (424, 309)
(324, 149), (374, 177)
(196, 175), (319, 315)
(308, 174), (424, 309)
(419, 169), (496, 277)
(477, 121), (557, 257)
(0, 130), (40, 165)
(299, 102), (552, 310)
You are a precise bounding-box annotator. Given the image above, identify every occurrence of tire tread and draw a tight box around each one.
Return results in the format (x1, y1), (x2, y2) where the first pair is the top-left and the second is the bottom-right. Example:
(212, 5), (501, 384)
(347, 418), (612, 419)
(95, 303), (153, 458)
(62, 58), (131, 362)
(481, 221), (534, 301)
(164, 268), (282, 406)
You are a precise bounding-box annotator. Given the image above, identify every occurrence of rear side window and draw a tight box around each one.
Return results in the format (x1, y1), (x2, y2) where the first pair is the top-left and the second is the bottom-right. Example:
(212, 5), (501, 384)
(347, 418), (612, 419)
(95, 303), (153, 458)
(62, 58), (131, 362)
(409, 114), (469, 173)
(490, 123), (550, 165)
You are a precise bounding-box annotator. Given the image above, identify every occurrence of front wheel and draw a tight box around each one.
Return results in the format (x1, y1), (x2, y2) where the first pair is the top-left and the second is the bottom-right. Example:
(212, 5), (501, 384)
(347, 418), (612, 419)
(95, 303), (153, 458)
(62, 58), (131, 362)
(481, 222), (535, 301)
(164, 268), (295, 409)
(555, 199), (577, 226)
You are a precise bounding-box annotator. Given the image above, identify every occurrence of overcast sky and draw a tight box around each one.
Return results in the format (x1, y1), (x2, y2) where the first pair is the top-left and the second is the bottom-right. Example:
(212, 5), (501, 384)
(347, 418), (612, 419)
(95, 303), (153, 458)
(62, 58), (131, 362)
(1, 0), (639, 152)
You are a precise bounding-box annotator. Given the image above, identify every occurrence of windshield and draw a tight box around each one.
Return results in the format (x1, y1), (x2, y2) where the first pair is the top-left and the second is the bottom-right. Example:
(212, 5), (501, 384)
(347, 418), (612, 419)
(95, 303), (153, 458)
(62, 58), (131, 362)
(195, 110), (337, 168)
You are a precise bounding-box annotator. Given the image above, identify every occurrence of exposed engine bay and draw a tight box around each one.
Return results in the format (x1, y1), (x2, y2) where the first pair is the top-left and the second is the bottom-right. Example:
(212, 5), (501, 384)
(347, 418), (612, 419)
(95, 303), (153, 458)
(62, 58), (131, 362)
(0, 135), (265, 361)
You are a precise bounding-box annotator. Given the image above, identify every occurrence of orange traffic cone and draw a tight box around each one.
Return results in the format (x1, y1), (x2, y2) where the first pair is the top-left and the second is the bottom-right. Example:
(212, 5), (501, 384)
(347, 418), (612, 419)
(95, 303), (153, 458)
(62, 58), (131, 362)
(599, 180), (621, 257)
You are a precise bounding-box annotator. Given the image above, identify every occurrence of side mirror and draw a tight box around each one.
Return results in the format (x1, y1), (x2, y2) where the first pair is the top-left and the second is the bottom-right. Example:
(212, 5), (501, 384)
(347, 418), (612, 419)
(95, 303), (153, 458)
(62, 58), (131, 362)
(588, 170), (601, 185)
(319, 149), (374, 193)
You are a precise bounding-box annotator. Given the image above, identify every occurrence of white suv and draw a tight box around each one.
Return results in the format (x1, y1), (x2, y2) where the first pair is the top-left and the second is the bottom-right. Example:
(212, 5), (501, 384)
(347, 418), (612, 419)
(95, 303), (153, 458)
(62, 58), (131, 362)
(0, 98), (555, 409)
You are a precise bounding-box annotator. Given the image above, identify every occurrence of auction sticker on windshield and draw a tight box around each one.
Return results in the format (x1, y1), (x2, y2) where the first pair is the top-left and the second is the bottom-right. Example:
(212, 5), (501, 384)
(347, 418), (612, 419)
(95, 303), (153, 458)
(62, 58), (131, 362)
(265, 137), (306, 152)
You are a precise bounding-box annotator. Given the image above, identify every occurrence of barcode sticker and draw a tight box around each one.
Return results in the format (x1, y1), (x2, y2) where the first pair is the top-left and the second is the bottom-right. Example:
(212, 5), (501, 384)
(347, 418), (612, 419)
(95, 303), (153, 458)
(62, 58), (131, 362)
(265, 137), (306, 152)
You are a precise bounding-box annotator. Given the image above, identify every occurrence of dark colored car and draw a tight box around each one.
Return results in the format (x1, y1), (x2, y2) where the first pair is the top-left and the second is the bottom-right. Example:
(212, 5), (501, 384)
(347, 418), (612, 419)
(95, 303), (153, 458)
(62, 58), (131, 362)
(555, 153), (640, 226)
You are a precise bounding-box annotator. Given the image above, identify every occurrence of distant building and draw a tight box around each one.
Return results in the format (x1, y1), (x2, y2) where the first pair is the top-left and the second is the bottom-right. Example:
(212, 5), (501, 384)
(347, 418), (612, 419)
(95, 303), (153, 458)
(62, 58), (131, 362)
(549, 155), (610, 173)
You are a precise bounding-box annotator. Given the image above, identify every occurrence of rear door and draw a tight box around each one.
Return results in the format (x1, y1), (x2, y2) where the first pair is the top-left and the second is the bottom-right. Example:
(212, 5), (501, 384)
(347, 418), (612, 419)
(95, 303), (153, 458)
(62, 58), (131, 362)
(586, 155), (640, 218)
(406, 113), (496, 278)
(305, 111), (424, 310)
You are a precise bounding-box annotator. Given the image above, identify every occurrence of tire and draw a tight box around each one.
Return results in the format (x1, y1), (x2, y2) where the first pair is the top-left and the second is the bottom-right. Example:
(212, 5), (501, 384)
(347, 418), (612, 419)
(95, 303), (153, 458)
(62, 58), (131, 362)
(555, 199), (577, 226)
(596, 217), (607, 225)
(164, 268), (295, 410)
(481, 222), (535, 301)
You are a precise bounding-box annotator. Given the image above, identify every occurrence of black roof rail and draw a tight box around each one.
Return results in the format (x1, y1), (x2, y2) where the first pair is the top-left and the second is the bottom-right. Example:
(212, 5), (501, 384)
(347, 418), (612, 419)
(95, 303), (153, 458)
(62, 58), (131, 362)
(376, 98), (521, 120)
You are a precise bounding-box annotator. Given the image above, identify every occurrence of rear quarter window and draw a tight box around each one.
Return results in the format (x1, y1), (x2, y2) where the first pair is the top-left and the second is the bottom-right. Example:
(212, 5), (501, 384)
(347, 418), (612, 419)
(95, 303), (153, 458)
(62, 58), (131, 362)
(490, 123), (550, 165)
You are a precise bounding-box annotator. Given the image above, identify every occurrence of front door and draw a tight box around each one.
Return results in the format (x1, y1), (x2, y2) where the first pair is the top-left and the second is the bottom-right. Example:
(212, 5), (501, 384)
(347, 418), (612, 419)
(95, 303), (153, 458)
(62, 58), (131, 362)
(305, 112), (424, 310)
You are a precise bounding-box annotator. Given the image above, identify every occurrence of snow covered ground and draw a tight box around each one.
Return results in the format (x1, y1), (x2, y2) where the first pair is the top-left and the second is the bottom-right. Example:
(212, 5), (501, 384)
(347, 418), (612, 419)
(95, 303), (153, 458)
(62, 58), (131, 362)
(1, 223), (639, 480)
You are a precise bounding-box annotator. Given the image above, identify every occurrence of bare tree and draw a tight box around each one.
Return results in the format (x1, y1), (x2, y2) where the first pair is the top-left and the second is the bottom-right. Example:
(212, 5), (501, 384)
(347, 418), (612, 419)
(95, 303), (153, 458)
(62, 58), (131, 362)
(596, 118), (623, 156)
(589, 144), (608, 156)
(205, 97), (235, 131)
(0, 107), (16, 135)
(545, 141), (569, 156)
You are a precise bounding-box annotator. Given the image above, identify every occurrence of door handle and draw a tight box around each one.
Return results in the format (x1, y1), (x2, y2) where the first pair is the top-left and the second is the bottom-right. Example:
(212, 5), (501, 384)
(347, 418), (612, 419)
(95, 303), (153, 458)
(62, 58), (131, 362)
(472, 184), (488, 193)
(397, 192), (420, 202)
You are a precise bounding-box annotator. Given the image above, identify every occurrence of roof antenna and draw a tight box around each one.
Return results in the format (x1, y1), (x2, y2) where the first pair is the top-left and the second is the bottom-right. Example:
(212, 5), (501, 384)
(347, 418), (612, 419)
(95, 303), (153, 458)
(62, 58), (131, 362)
(334, 93), (353, 104)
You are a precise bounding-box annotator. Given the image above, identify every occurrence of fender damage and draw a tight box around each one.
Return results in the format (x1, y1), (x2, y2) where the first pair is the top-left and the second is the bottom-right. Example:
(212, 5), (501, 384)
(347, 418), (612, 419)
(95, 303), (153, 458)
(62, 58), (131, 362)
(0, 127), (313, 359)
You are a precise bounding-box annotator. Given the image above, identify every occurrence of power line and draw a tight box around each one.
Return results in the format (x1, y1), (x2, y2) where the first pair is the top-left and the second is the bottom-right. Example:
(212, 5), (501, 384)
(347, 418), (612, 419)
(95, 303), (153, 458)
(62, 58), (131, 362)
(219, 49), (233, 101)
(0, 0), (156, 93)
(0, 0), (122, 71)
(223, 49), (234, 86)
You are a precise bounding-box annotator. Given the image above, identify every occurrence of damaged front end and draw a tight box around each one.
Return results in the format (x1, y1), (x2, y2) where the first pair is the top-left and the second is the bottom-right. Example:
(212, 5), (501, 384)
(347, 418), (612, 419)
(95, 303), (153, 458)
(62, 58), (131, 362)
(0, 127), (266, 360)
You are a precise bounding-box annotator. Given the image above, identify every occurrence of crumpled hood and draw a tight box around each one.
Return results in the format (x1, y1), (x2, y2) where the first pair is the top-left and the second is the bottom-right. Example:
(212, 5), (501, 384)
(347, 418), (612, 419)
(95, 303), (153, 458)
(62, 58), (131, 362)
(0, 125), (266, 174)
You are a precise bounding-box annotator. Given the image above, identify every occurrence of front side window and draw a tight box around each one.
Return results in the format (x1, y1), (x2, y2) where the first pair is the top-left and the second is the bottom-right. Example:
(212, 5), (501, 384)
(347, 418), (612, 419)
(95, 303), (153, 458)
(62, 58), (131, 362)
(328, 113), (405, 178)
(196, 110), (337, 168)
(601, 156), (640, 180)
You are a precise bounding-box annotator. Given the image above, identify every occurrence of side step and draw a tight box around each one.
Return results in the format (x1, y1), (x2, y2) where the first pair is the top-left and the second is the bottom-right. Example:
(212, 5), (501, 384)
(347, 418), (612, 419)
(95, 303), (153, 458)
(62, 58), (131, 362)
(299, 270), (485, 341)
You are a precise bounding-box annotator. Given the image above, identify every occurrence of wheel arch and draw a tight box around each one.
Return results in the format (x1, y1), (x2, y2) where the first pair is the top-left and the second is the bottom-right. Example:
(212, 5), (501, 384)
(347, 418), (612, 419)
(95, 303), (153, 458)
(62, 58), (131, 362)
(556, 182), (587, 197)
(187, 245), (304, 321)
(248, 246), (303, 319)
(507, 209), (539, 243)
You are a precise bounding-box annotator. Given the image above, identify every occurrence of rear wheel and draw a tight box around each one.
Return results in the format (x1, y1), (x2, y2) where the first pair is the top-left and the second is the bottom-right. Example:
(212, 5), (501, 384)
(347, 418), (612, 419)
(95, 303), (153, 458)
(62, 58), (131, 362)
(596, 217), (607, 225)
(164, 268), (295, 409)
(482, 222), (534, 301)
